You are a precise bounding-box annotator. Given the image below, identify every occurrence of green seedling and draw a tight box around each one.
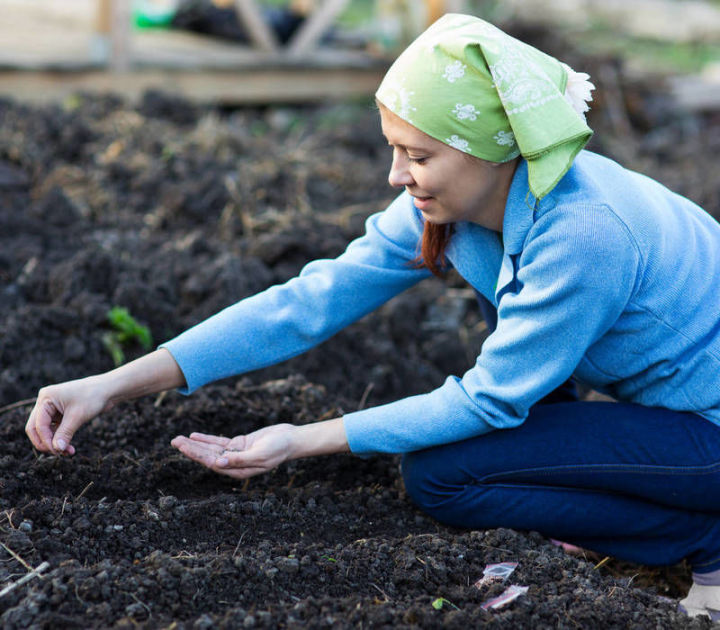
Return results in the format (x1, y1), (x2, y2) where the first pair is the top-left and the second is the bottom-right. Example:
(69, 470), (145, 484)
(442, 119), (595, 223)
(102, 306), (153, 367)
(431, 597), (460, 611)
(62, 94), (82, 112)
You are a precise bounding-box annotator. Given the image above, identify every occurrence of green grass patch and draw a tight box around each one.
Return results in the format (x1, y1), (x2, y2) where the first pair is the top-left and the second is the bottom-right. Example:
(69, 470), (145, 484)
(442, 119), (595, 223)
(579, 21), (720, 74)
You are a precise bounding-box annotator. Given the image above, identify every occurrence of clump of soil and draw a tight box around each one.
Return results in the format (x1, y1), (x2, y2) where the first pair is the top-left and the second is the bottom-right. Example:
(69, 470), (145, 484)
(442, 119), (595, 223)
(1, 28), (719, 627)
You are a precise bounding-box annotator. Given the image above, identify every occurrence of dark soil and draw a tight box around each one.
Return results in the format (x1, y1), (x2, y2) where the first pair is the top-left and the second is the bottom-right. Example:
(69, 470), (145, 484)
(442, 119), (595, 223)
(1, 27), (719, 628)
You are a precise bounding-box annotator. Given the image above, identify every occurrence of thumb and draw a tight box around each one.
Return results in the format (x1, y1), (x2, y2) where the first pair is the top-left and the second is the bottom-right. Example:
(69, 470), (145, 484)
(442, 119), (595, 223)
(52, 414), (82, 453)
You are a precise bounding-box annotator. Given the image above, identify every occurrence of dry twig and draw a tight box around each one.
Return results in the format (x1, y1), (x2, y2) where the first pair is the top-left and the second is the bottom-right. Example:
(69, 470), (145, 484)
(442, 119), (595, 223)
(0, 561), (50, 599)
(358, 383), (374, 411)
(0, 543), (33, 572)
(0, 398), (36, 416)
(232, 531), (247, 557)
(4, 510), (16, 529)
(154, 391), (168, 408)
(76, 481), (94, 500)
(123, 453), (142, 467)
(370, 582), (392, 602)
(594, 556), (611, 570)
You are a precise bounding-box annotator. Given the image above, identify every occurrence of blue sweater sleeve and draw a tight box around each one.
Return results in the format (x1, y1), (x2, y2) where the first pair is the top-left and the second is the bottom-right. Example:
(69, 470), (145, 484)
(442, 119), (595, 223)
(343, 204), (641, 454)
(160, 193), (430, 393)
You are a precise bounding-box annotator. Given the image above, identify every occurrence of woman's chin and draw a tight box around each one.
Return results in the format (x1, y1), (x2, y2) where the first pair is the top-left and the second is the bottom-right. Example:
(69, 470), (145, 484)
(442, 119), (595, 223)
(420, 210), (450, 225)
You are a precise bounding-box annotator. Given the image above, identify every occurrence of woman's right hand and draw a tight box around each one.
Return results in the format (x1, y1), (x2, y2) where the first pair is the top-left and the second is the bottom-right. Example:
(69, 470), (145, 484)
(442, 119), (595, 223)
(24, 349), (186, 457)
(25, 375), (113, 456)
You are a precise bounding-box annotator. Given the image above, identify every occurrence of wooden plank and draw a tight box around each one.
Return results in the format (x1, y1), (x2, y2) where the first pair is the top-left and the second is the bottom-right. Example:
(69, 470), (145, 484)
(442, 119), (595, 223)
(426, 0), (445, 24)
(287, 0), (350, 55)
(426, 0), (468, 24)
(444, 0), (468, 14)
(110, 0), (132, 72)
(234, 0), (279, 52)
(0, 67), (386, 104)
(0, 21), (382, 72)
(669, 72), (720, 112)
(96, 0), (112, 34)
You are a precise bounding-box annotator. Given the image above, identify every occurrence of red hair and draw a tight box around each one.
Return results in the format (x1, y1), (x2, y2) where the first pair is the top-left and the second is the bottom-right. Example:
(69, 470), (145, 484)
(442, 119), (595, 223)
(414, 221), (453, 277)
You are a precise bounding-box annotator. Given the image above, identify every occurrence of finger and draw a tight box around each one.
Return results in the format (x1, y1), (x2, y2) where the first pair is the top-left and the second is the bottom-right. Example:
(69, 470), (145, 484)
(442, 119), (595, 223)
(171, 436), (224, 468)
(31, 400), (60, 453)
(25, 419), (45, 452)
(52, 410), (83, 454)
(188, 432), (231, 447)
(172, 435), (224, 455)
(25, 407), (47, 452)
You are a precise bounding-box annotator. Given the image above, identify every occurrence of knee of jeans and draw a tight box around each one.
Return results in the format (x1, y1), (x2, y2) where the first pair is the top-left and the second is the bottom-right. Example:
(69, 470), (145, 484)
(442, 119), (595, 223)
(401, 450), (459, 515)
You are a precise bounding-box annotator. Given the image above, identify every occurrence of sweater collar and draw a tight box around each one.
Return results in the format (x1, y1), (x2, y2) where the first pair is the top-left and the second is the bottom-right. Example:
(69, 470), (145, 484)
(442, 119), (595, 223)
(502, 159), (537, 255)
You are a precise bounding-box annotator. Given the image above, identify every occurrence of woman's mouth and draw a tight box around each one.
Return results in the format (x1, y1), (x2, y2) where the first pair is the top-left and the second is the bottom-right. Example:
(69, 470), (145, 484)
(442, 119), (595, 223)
(412, 195), (433, 210)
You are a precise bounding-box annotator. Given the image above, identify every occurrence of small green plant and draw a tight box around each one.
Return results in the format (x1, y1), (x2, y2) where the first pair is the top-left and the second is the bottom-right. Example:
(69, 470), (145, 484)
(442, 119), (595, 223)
(102, 306), (153, 367)
(431, 597), (460, 611)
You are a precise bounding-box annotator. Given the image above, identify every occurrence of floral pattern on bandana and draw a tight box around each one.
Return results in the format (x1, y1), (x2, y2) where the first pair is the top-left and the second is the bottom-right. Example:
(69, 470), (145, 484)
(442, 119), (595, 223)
(445, 135), (470, 152)
(453, 104), (480, 121)
(488, 43), (560, 115)
(443, 61), (466, 83)
(381, 79), (417, 123)
(494, 130), (515, 146)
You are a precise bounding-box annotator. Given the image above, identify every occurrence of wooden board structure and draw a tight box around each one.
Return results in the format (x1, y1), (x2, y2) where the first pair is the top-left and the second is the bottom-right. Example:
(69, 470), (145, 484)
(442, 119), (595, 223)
(0, 0), (466, 104)
(0, 66), (385, 105)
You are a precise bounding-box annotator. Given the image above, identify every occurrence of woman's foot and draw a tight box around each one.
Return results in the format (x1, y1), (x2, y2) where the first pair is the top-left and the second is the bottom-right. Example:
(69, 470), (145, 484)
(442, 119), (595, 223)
(678, 582), (720, 620)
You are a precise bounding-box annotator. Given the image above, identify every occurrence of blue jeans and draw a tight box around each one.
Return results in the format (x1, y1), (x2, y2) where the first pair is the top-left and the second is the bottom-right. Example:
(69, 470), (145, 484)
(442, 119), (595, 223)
(402, 296), (720, 572)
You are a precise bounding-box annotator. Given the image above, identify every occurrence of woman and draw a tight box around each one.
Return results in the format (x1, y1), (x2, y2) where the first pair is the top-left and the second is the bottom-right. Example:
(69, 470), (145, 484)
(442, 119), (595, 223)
(25, 14), (720, 619)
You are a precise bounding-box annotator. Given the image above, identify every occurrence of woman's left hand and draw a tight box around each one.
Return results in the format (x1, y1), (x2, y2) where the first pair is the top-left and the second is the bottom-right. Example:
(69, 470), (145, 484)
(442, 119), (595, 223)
(171, 424), (296, 479)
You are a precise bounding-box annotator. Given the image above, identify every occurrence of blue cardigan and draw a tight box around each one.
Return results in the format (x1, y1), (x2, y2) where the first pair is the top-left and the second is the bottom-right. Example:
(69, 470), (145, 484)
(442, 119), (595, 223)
(161, 151), (720, 455)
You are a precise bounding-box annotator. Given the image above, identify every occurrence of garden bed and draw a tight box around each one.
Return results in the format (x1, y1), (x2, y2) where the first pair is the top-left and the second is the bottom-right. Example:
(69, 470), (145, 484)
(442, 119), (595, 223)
(1, 27), (718, 628)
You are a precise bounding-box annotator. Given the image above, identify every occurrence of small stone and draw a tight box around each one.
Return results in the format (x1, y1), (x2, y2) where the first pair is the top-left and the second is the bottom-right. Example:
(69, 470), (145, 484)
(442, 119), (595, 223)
(243, 615), (256, 628)
(125, 602), (147, 618)
(19, 520), (33, 533)
(278, 558), (300, 574)
(158, 495), (177, 510)
(193, 613), (214, 629)
(264, 567), (279, 579)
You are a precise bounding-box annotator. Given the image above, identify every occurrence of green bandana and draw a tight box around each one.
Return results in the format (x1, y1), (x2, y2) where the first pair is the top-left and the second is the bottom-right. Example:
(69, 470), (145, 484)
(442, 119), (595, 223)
(376, 14), (594, 200)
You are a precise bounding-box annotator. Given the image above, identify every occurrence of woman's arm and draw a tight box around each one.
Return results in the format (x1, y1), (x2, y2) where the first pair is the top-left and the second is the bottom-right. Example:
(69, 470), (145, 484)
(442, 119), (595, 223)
(27, 193), (426, 458)
(170, 417), (349, 480)
(342, 204), (641, 455)
(26, 348), (185, 455)
(161, 193), (429, 394)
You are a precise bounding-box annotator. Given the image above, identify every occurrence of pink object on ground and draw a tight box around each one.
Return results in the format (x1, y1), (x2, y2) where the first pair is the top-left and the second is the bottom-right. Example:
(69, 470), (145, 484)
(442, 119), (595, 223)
(550, 539), (584, 555)
(481, 585), (529, 610)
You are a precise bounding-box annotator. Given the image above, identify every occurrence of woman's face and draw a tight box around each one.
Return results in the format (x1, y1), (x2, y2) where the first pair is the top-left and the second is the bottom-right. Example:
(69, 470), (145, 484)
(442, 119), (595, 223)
(379, 105), (518, 232)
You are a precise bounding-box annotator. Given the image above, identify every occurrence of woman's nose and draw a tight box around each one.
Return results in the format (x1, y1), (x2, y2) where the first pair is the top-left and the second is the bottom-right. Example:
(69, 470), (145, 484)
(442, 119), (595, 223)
(388, 151), (414, 188)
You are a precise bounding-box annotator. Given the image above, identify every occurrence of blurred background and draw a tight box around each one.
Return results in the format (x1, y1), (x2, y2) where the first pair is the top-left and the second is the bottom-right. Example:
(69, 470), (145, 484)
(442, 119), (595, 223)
(0, 0), (718, 104)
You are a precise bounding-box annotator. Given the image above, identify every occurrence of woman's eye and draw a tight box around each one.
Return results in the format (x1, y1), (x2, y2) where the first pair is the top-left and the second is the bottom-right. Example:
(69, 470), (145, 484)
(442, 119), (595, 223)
(408, 156), (428, 165)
